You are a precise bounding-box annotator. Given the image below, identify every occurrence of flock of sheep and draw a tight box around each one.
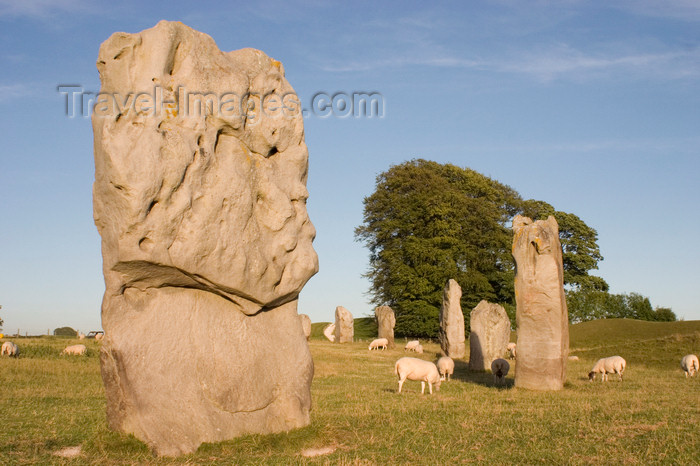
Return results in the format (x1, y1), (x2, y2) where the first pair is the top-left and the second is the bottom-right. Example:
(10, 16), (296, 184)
(367, 338), (699, 394)
(0, 341), (89, 357)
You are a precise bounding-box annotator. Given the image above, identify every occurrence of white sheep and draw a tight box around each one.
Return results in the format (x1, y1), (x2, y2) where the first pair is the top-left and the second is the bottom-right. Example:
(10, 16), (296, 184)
(506, 342), (516, 359)
(1, 341), (19, 357)
(404, 340), (420, 351)
(680, 354), (699, 378)
(414, 344), (424, 354)
(436, 356), (454, 381)
(369, 338), (389, 351)
(395, 357), (442, 394)
(588, 356), (626, 382)
(62, 344), (87, 356)
(491, 358), (510, 385)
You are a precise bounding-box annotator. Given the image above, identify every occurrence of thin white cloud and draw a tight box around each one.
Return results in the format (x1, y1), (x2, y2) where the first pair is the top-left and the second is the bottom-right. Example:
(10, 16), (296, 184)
(319, 44), (700, 83)
(0, 83), (32, 101)
(0, 0), (89, 19)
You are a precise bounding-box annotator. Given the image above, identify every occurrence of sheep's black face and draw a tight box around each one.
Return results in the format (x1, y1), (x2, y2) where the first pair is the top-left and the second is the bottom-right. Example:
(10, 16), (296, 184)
(588, 371), (595, 381)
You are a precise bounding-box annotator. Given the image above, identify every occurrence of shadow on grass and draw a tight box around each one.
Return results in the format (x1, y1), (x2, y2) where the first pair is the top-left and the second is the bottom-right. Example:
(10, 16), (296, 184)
(451, 359), (515, 389)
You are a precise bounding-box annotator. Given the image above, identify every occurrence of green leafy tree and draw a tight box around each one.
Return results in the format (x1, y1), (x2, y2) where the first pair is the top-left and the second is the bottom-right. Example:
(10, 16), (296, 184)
(355, 159), (521, 337)
(566, 289), (675, 323)
(53, 327), (77, 337)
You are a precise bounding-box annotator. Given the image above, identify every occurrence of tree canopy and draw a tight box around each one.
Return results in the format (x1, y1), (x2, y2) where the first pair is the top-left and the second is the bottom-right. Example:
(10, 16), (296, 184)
(355, 159), (642, 338)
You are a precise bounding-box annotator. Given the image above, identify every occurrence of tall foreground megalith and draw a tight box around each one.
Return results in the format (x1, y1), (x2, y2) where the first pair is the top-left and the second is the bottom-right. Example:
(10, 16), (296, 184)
(92, 21), (318, 456)
(512, 215), (568, 390)
(439, 279), (466, 358)
(469, 300), (511, 371)
(374, 305), (396, 349)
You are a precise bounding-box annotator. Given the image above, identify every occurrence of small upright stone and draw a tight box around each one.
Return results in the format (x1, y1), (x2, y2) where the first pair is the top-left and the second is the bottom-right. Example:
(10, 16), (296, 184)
(299, 314), (312, 340)
(322, 323), (335, 342)
(512, 215), (569, 391)
(374, 305), (396, 349)
(438, 279), (466, 358)
(334, 306), (354, 343)
(469, 300), (511, 371)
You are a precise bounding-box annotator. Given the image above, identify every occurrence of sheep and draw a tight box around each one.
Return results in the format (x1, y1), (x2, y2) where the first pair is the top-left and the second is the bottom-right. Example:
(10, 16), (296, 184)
(436, 356), (454, 381)
(588, 356), (626, 382)
(680, 354), (699, 378)
(568, 355), (579, 361)
(1, 341), (19, 357)
(491, 358), (510, 385)
(414, 344), (424, 354)
(506, 342), (516, 359)
(78, 332), (85, 340)
(62, 344), (87, 356)
(404, 340), (420, 351)
(369, 338), (389, 351)
(395, 357), (442, 394)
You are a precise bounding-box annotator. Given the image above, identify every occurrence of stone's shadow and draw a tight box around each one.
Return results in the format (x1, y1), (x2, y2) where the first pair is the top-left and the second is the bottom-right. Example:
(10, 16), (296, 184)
(450, 359), (515, 389)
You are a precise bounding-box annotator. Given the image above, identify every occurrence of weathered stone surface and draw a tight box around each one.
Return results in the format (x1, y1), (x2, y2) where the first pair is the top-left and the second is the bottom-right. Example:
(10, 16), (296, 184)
(322, 323), (335, 342)
(469, 300), (511, 371)
(92, 21), (318, 456)
(438, 279), (466, 358)
(334, 306), (354, 343)
(374, 305), (396, 349)
(299, 314), (312, 340)
(512, 215), (568, 391)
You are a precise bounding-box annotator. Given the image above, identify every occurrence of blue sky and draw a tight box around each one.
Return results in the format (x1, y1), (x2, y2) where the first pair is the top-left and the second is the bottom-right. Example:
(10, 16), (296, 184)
(0, 0), (698, 334)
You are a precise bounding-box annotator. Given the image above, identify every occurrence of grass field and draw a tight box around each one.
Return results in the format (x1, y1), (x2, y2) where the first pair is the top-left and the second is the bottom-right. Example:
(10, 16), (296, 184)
(1, 319), (698, 464)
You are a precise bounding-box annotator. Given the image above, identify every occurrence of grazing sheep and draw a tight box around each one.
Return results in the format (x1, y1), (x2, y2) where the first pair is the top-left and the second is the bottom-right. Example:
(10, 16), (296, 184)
(369, 338), (389, 351)
(506, 342), (516, 359)
(1, 341), (19, 357)
(588, 356), (626, 382)
(568, 355), (579, 361)
(62, 344), (87, 356)
(436, 356), (454, 381)
(491, 358), (510, 385)
(404, 340), (420, 351)
(680, 354), (699, 378)
(414, 344), (424, 354)
(395, 357), (442, 394)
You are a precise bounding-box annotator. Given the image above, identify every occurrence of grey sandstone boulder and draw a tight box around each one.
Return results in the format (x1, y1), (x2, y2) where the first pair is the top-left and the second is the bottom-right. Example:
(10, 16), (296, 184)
(374, 305), (396, 349)
(469, 300), (511, 371)
(299, 314), (312, 340)
(512, 215), (569, 391)
(334, 306), (354, 343)
(438, 279), (466, 358)
(92, 21), (318, 456)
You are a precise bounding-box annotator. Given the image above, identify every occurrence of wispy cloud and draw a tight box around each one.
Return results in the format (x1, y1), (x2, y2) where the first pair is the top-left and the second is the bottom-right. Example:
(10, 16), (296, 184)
(0, 0), (90, 19)
(319, 43), (700, 83)
(0, 83), (32, 101)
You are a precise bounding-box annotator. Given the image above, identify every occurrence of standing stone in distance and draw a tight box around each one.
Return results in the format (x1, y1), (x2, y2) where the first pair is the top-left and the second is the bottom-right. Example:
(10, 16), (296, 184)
(512, 215), (569, 391)
(322, 323), (336, 342)
(299, 314), (312, 340)
(374, 305), (396, 349)
(92, 21), (319, 456)
(334, 306), (354, 343)
(438, 279), (466, 358)
(469, 300), (511, 371)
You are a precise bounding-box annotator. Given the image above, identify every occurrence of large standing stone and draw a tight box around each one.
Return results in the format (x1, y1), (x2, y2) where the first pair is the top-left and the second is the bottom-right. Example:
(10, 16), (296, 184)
(512, 215), (569, 390)
(334, 306), (354, 343)
(469, 300), (511, 371)
(438, 279), (466, 358)
(92, 21), (318, 456)
(374, 305), (396, 349)
(299, 314), (312, 340)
